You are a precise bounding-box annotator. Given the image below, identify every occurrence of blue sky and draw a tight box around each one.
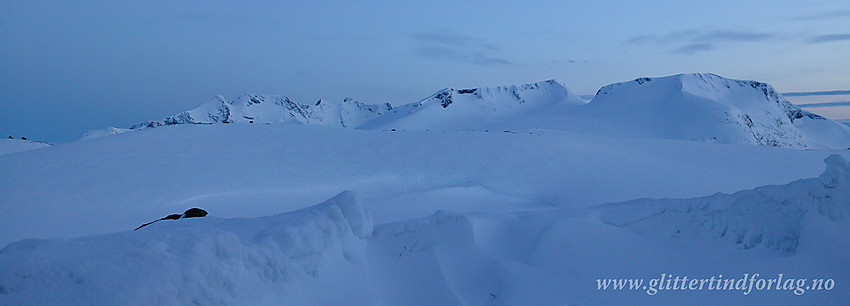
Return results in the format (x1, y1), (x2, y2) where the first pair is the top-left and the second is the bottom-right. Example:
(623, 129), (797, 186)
(2, 0), (849, 142)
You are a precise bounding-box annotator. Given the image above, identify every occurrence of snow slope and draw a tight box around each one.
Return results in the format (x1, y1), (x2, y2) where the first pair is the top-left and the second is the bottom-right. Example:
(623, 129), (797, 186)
(133, 94), (392, 128)
(0, 124), (841, 246)
(2, 156), (847, 304)
(80, 127), (130, 140)
(794, 116), (850, 149)
(599, 154), (850, 254)
(0, 139), (51, 156)
(0, 191), (376, 305)
(359, 79), (586, 131)
(582, 73), (850, 149)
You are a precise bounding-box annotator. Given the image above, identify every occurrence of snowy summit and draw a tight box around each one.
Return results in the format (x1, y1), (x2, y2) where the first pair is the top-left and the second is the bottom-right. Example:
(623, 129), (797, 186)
(585, 73), (847, 149)
(132, 94), (392, 129)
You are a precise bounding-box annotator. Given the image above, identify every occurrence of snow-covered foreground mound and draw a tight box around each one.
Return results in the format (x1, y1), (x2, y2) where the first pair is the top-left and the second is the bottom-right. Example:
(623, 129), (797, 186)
(0, 124), (839, 246)
(583, 73), (850, 149)
(2, 157), (848, 304)
(0, 139), (50, 156)
(0, 191), (375, 305)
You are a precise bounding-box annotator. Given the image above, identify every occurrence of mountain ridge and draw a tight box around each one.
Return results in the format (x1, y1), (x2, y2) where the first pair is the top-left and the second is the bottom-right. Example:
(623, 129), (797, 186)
(87, 73), (850, 149)
(131, 94), (392, 129)
(358, 79), (586, 130)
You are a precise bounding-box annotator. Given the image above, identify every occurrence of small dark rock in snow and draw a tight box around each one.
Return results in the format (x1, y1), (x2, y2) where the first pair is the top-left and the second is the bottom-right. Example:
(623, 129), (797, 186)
(183, 208), (208, 218)
(135, 208), (208, 231)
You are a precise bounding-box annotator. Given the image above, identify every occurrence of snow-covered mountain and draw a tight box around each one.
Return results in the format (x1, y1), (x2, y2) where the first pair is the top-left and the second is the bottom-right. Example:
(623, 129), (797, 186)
(356, 74), (850, 149)
(584, 73), (850, 149)
(132, 94), (392, 129)
(81, 127), (130, 140)
(358, 79), (586, 130)
(121, 80), (585, 135)
(114, 74), (849, 149)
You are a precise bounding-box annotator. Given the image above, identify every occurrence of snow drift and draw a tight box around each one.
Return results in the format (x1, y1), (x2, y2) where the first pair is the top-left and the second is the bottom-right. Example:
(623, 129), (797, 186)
(598, 154), (850, 254)
(0, 191), (375, 305)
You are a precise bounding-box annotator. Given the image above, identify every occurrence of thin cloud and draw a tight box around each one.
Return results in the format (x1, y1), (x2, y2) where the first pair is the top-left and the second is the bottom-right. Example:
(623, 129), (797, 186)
(548, 59), (589, 64)
(626, 35), (657, 45)
(807, 34), (850, 44)
(796, 101), (850, 108)
(627, 30), (773, 45)
(783, 90), (850, 97)
(626, 30), (699, 45)
(672, 43), (714, 54)
(414, 45), (511, 66)
(627, 30), (776, 55)
(696, 31), (775, 42)
(409, 30), (511, 65)
(794, 10), (850, 21)
(409, 32), (496, 50)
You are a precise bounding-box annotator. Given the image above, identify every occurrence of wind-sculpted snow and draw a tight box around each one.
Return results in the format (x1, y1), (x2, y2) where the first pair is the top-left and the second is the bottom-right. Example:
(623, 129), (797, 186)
(1, 173), (849, 304)
(132, 94), (392, 129)
(0, 191), (375, 305)
(369, 211), (514, 305)
(598, 154), (850, 254)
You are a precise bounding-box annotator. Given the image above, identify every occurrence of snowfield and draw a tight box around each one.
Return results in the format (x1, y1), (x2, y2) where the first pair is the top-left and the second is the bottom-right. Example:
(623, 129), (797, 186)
(2, 73), (849, 304)
(0, 139), (51, 156)
(1, 124), (839, 246)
